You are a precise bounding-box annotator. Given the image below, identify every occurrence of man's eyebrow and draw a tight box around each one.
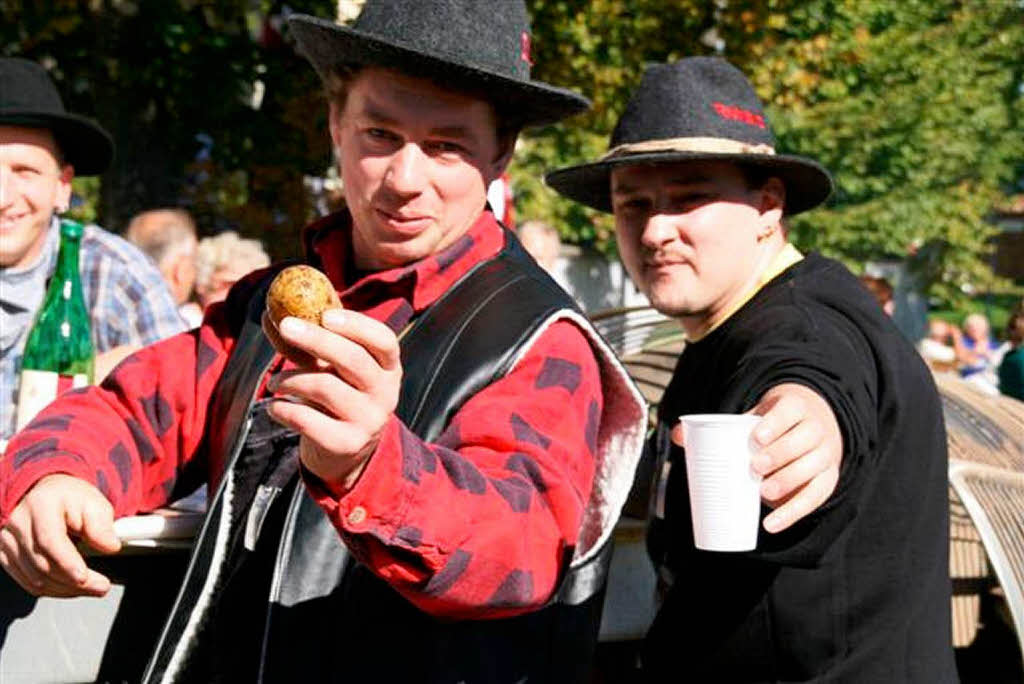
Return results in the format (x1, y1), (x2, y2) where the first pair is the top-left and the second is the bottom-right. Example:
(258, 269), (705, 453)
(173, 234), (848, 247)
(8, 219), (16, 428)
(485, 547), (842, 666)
(612, 174), (715, 196)
(362, 104), (400, 127)
(662, 175), (714, 188)
(429, 124), (475, 140)
(362, 103), (477, 141)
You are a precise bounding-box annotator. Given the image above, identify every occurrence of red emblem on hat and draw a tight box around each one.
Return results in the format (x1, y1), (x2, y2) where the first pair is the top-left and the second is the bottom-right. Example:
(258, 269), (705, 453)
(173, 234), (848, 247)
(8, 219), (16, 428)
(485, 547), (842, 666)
(712, 102), (766, 129)
(520, 32), (533, 67)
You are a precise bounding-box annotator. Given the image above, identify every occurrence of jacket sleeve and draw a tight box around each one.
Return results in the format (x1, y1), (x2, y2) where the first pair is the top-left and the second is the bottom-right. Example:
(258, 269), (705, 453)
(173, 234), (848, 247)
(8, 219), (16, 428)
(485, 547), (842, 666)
(304, 319), (603, 620)
(0, 285), (251, 525)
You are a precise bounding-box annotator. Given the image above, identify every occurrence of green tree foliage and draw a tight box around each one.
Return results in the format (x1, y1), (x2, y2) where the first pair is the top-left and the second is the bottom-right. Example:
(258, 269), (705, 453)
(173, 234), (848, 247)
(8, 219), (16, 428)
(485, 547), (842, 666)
(522, 0), (1023, 307)
(4, 0), (1021, 302)
(2, 0), (334, 258)
(741, 0), (1024, 307)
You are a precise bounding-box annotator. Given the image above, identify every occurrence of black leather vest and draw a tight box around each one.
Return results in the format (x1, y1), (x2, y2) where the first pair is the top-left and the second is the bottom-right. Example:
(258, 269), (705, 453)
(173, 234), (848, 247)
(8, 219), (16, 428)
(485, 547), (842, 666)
(143, 235), (611, 683)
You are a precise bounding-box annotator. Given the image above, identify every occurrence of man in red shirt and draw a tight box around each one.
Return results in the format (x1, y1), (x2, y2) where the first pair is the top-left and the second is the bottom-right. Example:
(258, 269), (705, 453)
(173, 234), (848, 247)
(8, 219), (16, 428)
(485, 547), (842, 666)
(0, 3), (650, 682)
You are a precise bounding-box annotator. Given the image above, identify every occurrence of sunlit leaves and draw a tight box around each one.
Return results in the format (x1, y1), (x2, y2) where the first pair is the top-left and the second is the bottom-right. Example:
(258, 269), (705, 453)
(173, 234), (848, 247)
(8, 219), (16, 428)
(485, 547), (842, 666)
(521, 0), (1023, 307)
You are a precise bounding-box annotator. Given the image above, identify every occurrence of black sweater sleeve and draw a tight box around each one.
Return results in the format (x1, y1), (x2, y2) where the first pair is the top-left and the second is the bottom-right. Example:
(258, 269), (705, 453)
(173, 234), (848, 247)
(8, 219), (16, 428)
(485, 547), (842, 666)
(716, 290), (880, 566)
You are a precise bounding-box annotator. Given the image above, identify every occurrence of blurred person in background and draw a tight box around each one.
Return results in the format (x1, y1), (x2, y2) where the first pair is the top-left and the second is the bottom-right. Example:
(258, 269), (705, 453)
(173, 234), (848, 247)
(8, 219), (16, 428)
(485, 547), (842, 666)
(193, 230), (270, 309)
(998, 303), (1024, 401)
(124, 208), (202, 327)
(958, 312), (1006, 392)
(917, 317), (961, 372)
(0, 58), (185, 444)
(516, 219), (562, 274)
(859, 274), (894, 317)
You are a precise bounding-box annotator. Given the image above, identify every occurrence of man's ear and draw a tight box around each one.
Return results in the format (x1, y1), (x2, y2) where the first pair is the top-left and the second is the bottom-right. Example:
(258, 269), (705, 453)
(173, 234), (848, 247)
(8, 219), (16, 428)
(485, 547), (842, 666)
(488, 133), (517, 182)
(56, 164), (74, 212)
(758, 177), (785, 228)
(327, 102), (343, 151)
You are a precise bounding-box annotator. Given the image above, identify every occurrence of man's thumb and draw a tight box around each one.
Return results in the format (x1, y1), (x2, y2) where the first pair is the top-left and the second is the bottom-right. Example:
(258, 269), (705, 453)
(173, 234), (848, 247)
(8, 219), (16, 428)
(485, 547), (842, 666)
(80, 504), (121, 554)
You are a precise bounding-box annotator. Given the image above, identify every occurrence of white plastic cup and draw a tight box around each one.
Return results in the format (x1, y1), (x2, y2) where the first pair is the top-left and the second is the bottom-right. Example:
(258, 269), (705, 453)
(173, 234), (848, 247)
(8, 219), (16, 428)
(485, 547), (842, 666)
(679, 414), (763, 551)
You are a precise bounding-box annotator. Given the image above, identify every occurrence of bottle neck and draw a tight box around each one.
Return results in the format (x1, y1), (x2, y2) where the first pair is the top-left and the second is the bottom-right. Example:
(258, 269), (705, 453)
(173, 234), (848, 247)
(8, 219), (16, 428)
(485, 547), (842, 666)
(54, 223), (83, 287)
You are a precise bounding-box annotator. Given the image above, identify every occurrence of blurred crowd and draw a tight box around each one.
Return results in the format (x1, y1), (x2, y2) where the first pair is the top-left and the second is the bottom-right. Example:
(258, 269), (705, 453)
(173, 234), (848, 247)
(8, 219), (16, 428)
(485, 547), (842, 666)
(917, 305), (1024, 401)
(124, 208), (270, 330)
(857, 275), (1023, 401)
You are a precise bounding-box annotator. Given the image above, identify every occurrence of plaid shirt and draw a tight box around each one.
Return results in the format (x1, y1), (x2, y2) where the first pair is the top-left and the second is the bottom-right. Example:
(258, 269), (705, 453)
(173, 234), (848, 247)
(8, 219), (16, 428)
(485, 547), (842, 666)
(0, 218), (186, 441)
(2, 210), (604, 619)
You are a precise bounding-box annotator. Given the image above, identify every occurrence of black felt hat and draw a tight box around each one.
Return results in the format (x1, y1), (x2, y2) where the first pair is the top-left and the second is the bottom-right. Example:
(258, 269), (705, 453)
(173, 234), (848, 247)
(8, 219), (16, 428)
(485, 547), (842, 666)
(287, 0), (590, 128)
(0, 58), (113, 176)
(546, 57), (833, 215)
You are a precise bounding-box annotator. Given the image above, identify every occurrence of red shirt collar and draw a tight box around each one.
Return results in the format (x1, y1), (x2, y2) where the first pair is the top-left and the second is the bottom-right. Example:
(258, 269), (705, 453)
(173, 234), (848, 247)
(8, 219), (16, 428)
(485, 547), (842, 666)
(302, 209), (506, 332)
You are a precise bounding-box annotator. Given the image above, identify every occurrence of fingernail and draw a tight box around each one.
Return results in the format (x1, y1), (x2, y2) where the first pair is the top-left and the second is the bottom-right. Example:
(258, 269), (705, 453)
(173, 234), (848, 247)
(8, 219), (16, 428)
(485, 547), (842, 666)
(764, 515), (782, 533)
(761, 481), (779, 499)
(754, 427), (770, 444)
(751, 454), (770, 472)
(280, 317), (306, 337)
(322, 309), (346, 328)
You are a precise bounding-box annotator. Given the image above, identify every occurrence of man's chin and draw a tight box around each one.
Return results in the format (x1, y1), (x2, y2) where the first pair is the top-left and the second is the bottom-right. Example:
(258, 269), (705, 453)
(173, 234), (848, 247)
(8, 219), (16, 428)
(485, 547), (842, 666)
(644, 285), (694, 318)
(647, 297), (694, 319)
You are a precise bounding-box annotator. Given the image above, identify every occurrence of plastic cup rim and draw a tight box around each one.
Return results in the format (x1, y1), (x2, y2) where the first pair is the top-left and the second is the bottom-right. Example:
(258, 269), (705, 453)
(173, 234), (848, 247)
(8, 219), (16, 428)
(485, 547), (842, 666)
(679, 413), (762, 426)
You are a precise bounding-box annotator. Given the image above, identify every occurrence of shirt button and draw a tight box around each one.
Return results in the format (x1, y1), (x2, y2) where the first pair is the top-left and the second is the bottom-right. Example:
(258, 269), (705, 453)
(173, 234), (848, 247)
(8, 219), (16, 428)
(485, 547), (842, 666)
(347, 506), (367, 525)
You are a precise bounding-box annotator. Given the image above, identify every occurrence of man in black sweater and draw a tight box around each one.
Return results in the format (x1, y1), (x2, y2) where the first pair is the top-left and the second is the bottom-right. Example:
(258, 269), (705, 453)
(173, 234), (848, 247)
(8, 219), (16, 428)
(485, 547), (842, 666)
(547, 57), (957, 682)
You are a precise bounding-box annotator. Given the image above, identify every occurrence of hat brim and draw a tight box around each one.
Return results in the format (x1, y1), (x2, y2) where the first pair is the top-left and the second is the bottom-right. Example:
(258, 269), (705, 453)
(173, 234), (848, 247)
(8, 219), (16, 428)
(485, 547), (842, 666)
(545, 150), (833, 216)
(287, 14), (590, 128)
(0, 110), (113, 176)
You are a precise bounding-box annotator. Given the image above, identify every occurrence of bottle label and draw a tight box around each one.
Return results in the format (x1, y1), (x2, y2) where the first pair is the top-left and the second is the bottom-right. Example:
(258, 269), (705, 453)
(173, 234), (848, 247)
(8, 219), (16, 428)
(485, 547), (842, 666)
(15, 369), (89, 432)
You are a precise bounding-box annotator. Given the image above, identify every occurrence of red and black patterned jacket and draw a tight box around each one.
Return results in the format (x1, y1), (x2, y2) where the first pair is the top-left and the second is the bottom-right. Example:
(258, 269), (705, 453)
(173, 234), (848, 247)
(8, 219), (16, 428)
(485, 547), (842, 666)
(1, 210), (626, 619)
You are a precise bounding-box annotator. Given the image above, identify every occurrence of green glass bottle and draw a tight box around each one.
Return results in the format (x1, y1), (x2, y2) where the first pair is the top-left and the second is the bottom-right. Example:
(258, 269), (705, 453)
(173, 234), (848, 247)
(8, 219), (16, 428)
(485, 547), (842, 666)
(15, 219), (95, 432)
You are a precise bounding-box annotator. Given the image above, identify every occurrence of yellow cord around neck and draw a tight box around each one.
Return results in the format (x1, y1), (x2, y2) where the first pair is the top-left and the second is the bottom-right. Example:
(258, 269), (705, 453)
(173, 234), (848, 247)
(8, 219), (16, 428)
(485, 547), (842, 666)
(684, 243), (803, 343)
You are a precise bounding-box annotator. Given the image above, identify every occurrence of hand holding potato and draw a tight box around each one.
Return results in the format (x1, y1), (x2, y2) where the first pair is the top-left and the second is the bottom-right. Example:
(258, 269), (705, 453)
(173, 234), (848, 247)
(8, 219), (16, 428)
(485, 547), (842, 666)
(265, 265), (342, 364)
(266, 265), (342, 328)
(261, 265), (402, 494)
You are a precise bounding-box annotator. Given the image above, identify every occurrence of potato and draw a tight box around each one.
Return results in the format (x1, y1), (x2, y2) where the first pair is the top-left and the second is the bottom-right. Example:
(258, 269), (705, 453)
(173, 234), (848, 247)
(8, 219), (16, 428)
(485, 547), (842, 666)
(266, 265), (341, 329)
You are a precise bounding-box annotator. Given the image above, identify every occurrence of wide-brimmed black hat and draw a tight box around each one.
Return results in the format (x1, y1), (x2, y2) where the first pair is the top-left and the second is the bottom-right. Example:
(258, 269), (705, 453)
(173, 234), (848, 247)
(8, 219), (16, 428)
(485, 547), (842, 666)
(546, 57), (833, 215)
(0, 58), (114, 176)
(286, 0), (590, 128)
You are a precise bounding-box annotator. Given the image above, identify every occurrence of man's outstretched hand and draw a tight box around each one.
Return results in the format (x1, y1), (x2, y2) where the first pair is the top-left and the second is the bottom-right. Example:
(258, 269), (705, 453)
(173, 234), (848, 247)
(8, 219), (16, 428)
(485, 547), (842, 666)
(0, 474), (121, 597)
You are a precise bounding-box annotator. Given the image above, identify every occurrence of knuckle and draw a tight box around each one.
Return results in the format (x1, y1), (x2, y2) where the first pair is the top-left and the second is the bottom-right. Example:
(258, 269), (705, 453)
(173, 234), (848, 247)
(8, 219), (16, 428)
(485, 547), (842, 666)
(32, 528), (57, 552)
(305, 375), (333, 406)
(87, 499), (114, 522)
(28, 551), (51, 574)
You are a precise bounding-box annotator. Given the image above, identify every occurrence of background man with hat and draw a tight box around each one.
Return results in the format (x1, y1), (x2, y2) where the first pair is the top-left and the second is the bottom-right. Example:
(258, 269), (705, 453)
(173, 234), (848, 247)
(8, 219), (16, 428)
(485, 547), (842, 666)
(0, 57), (185, 445)
(0, 3), (646, 682)
(548, 57), (956, 682)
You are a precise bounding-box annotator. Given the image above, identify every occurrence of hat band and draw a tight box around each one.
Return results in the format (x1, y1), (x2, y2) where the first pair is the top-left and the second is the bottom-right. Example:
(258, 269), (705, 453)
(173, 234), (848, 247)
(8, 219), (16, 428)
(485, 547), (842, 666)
(602, 136), (776, 160)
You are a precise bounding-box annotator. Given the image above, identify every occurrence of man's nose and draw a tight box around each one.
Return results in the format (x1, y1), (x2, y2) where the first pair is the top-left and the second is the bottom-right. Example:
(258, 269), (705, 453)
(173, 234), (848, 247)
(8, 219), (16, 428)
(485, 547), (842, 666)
(384, 143), (427, 197)
(640, 212), (679, 250)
